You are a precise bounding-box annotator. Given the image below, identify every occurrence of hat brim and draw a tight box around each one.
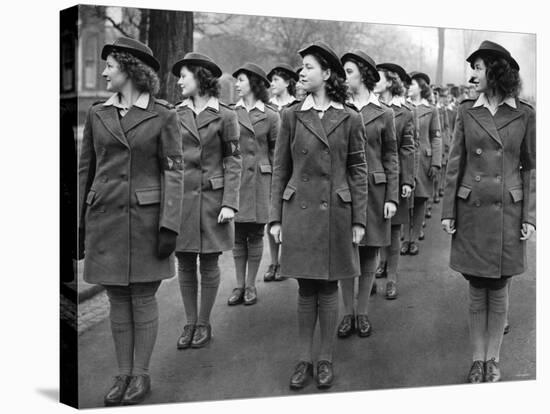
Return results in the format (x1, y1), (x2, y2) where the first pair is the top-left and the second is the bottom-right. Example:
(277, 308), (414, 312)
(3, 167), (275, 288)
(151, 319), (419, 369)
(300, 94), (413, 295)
(232, 68), (270, 88)
(466, 49), (520, 71)
(376, 63), (410, 84)
(410, 73), (431, 86)
(267, 67), (299, 82)
(299, 45), (345, 79)
(101, 44), (160, 72)
(171, 59), (222, 78)
(341, 53), (380, 82)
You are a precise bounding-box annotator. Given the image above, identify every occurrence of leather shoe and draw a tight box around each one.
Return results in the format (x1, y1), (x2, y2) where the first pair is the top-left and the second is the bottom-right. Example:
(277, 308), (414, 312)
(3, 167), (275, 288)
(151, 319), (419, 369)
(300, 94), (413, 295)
(433, 195), (440, 203)
(289, 361), (313, 390)
(425, 209), (432, 219)
(274, 264), (286, 281)
(104, 375), (131, 406)
(419, 230), (425, 240)
(409, 242), (419, 256)
(121, 374), (150, 405)
(176, 324), (195, 350)
(356, 314), (372, 337)
(375, 263), (387, 278)
(228, 287), (244, 306)
(337, 314), (355, 338)
(316, 360), (334, 389)
(264, 264), (276, 282)
(467, 360), (485, 383)
(439, 188), (445, 197)
(484, 358), (501, 382)
(191, 324), (212, 348)
(504, 323), (511, 335)
(244, 286), (257, 305)
(385, 281), (398, 300)
(400, 241), (410, 255)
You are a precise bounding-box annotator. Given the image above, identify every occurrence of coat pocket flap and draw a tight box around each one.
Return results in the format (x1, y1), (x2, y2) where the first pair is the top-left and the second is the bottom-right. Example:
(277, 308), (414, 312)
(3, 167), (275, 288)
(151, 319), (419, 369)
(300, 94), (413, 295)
(86, 190), (96, 205)
(209, 176), (225, 190)
(282, 186), (296, 201)
(509, 187), (523, 202)
(457, 186), (471, 200)
(259, 164), (273, 174)
(373, 172), (387, 184)
(135, 188), (161, 205)
(336, 188), (352, 203)
(425, 147), (432, 156)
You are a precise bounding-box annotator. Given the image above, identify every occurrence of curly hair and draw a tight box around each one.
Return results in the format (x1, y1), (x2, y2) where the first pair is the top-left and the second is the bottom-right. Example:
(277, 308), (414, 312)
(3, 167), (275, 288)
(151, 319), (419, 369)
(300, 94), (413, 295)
(481, 54), (522, 98)
(185, 64), (220, 98)
(246, 73), (270, 103)
(346, 57), (378, 92)
(380, 69), (405, 97)
(109, 50), (160, 95)
(414, 77), (433, 102)
(309, 52), (348, 104)
(271, 69), (296, 97)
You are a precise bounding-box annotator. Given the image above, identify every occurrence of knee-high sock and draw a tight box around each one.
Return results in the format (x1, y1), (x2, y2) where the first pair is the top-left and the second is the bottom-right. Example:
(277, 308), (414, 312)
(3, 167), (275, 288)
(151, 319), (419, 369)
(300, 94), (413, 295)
(106, 290), (134, 376)
(469, 284), (488, 362)
(246, 232), (264, 287)
(506, 279), (512, 325)
(198, 254), (221, 326)
(297, 293), (318, 362)
(132, 293), (159, 375)
(177, 253), (198, 325)
(379, 246), (388, 268)
(233, 225), (248, 288)
(411, 199), (426, 242)
(339, 278), (355, 315)
(318, 289), (339, 362)
(267, 229), (280, 266)
(357, 247), (379, 314)
(386, 225), (401, 283)
(486, 284), (509, 362)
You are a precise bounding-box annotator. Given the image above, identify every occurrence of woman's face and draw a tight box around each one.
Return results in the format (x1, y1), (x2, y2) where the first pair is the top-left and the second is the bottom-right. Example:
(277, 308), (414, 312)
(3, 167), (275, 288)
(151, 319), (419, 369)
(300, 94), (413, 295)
(300, 55), (330, 93)
(295, 80), (307, 100)
(408, 79), (420, 99)
(270, 74), (289, 97)
(471, 57), (488, 93)
(177, 66), (199, 98)
(235, 73), (251, 98)
(374, 71), (389, 94)
(102, 55), (129, 93)
(343, 61), (362, 93)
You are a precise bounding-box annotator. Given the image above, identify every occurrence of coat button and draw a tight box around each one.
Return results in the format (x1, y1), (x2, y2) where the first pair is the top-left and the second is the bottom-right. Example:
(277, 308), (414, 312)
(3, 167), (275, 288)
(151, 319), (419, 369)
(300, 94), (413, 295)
(475, 175), (481, 182)
(475, 200), (481, 207)
(301, 203), (307, 209)
(302, 149), (308, 154)
(101, 177), (108, 183)
(476, 148), (482, 155)
(496, 175), (502, 181)
(324, 149), (329, 154)
(302, 176), (309, 182)
(496, 202), (502, 208)
(321, 201), (328, 208)
(120, 174), (127, 180)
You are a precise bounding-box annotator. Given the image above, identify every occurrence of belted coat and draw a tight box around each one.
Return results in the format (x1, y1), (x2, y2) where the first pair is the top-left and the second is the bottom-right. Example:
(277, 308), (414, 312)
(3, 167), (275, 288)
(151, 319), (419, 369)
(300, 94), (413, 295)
(269, 103), (368, 280)
(442, 98), (536, 278)
(78, 98), (184, 285)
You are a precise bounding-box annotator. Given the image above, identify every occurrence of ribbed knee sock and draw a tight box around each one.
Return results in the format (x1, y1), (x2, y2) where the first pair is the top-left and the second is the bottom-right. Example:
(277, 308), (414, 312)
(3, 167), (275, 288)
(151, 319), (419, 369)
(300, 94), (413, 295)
(246, 236), (264, 288)
(357, 272), (375, 315)
(339, 278), (355, 315)
(469, 284), (488, 362)
(177, 253), (198, 325)
(198, 254), (221, 326)
(107, 295), (134, 376)
(132, 294), (159, 375)
(318, 290), (339, 362)
(297, 293), (318, 362)
(386, 226), (401, 282)
(486, 285), (509, 362)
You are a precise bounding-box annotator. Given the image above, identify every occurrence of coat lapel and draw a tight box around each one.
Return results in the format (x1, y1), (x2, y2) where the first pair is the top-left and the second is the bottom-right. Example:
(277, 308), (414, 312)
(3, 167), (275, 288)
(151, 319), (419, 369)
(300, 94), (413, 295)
(119, 105), (158, 135)
(360, 104), (384, 126)
(95, 106), (129, 148)
(249, 108), (267, 126)
(494, 104), (523, 131)
(415, 105), (432, 119)
(323, 108), (350, 137)
(236, 107), (254, 133)
(467, 106), (502, 146)
(196, 107), (221, 130)
(176, 106), (201, 143)
(296, 109), (329, 147)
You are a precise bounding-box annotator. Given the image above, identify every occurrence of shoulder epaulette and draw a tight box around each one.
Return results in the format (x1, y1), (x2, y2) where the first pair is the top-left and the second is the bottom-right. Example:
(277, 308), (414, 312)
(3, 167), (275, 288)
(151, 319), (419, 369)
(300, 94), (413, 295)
(519, 98), (534, 110)
(459, 98), (476, 105)
(401, 102), (412, 111)
(174, 101), (184, 107)
(344, 102), (359, 112)
(154, 99), (174, 109)
(286, 100), (302, 109)
(92, 100), (106, 106)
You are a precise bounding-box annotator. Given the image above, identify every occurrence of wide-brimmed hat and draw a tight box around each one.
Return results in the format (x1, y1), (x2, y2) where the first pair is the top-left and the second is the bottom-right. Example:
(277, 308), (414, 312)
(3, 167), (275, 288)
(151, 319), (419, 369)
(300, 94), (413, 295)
(298, 42), (345, 79)
(267, 63), (299, 82)
(466, 40), (519, 70)
(101, 37), (160, 72)
(409, 71), (431, 86)
(376, 62), (411, 85)
(171, 52), (222, 78)
(341, 50), (380, 82)
(233, 63), (270, 87)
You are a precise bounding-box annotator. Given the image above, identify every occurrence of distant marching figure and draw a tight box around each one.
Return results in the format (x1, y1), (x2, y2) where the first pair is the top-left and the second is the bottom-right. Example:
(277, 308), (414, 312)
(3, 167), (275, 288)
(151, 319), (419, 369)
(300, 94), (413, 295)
(432, 86), (451, 204)
(171, 52), (242, 350)
(442, 40), (535, 384)
(227, 63), (280, 305)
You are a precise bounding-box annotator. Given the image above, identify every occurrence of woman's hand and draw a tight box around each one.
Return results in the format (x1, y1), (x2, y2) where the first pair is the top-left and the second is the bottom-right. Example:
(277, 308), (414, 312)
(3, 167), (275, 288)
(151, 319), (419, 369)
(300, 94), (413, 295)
(352, 224), (365, 245)
(158, 227), (178, 258)
(217, 206), (235, 224)
(401, 184), (413, 199)
(384, 202), (397, 219)
(441, 219), (456, 235)
(270, 223), (282, 244)
(520, 223), (535, 241)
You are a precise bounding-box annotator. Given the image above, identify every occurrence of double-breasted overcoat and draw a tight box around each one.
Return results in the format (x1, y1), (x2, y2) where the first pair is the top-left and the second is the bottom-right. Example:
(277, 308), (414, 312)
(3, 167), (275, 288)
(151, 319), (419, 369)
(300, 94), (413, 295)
(437, 104), (451, 166)
(270, 100), (368, 280)
(78, 96), (184, 285)
(442, 97), (536, 278)
(175, 99), (242, 253)
(233, 103), (280, 224)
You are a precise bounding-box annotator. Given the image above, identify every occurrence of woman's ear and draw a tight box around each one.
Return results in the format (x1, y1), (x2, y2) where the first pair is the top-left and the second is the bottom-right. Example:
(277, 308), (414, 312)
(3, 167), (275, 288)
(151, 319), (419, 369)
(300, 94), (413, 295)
(322, 68), (331, 82)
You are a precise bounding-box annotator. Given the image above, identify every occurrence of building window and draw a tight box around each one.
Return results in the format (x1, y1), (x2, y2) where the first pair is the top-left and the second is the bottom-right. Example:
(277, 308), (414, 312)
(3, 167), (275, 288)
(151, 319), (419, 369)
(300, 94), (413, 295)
(61, 33), (75, 93)
(83, 34), (99, 90)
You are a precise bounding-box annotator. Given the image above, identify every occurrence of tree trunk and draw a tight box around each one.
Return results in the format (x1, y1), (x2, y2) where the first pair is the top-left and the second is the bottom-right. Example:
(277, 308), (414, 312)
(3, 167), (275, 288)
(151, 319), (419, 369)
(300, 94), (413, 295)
(148, 10), (194, 102)
(138, 9), (149, 44)
(436, 27), (445, 86)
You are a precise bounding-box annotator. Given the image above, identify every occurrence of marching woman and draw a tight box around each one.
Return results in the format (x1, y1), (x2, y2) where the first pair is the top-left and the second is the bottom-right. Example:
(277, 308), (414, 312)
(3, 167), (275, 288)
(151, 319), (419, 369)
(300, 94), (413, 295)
(295, 67), (307, 101)
(78, 37), (184, 406)
(270, 42), (368, 389)
(402, 72), (441, 256)
(227, 63), (280, 304)
(374, 63), (415, 299)
(171, 53), (242, 349)
(442, 40), (535, 383)
(262, 63), (298, 282)
(433, 87), (450, 203)
(337, 51), (399, 337)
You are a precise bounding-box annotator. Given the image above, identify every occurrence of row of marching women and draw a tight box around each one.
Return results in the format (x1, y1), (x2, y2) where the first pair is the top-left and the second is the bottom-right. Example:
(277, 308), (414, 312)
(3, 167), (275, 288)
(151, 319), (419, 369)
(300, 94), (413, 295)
(77, 36), (535, 406)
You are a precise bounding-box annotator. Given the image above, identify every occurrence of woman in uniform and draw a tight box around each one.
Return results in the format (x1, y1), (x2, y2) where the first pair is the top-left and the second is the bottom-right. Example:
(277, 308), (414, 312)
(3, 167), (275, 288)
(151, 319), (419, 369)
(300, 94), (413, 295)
(336, 51), (398, 337)
(171, 52), (242, 350)
(227, 63), (280, 305)
(374, 63), (415, 299)
(402, 72), (441, 256)
(295, 67), (307, 101)
(270, 42), (368, 389)
(78, 37), (184, 406)
(442, 40), (535, 383)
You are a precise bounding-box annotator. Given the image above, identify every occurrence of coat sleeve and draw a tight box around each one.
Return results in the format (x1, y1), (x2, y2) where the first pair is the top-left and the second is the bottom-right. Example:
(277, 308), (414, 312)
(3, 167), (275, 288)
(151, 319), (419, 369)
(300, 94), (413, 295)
(430, 106), (442, 167)
(267, 110), (281, 166)
(442, 105), (466, 220)
(347, 112), (368, 227)
(412, 109), (421, 188)
(158, 108), (184, 233)
(221, 109), (242, 211)
(269, 108), (293, 224)
(399, 111), (416, 188)
(381, 109), (399, 205)
(520, 107), (536, 227)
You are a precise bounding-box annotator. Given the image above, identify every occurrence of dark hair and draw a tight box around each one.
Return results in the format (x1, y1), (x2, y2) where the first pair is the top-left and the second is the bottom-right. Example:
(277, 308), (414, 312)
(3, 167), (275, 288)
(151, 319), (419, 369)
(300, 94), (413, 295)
(481, 54), (521, 98)
(308, 52), (347, 104)
(185, 64), (220, 98)
(271, 69), (296, 97)
(109, 50), (160, 95)
(245, 73), (269, 103)
(346, 57), (378, 92)
(450, 86), (460, 98)
(414, 76), (433, 101)
(380, 69), (405, 97)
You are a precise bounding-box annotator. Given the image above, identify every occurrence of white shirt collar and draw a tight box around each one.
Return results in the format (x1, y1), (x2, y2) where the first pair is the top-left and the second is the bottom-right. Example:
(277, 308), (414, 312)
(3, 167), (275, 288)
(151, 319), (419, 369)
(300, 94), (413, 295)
(235, 98), (265, 113)
(301, 94), (344, 111)
(103, 92), (150, 110)
(473, 93), (517, 111)
(350, 92), (381, 110)
(178, 97), (220, 114)
(270, 95), (297, 109)
(388, 96), (402, 107)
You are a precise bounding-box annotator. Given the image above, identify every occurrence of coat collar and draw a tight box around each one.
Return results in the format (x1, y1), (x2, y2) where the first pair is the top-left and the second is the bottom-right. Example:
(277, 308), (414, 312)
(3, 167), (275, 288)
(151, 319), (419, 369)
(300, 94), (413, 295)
(296, 104), (349, 147)
(300, 94), (344, 113)
(349, 92), (381, 111)
(388, 95), (402, 108)
(467, 104), (502, 146)
(235, 98), (265, 113)
(176, 105), (201, 142)
(411, 98), (431, 108)
(473, 93), (517, 115)
(269, 95), (297, 110)
(103, 92), (150, 116)
(178, 96), (220, 115)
